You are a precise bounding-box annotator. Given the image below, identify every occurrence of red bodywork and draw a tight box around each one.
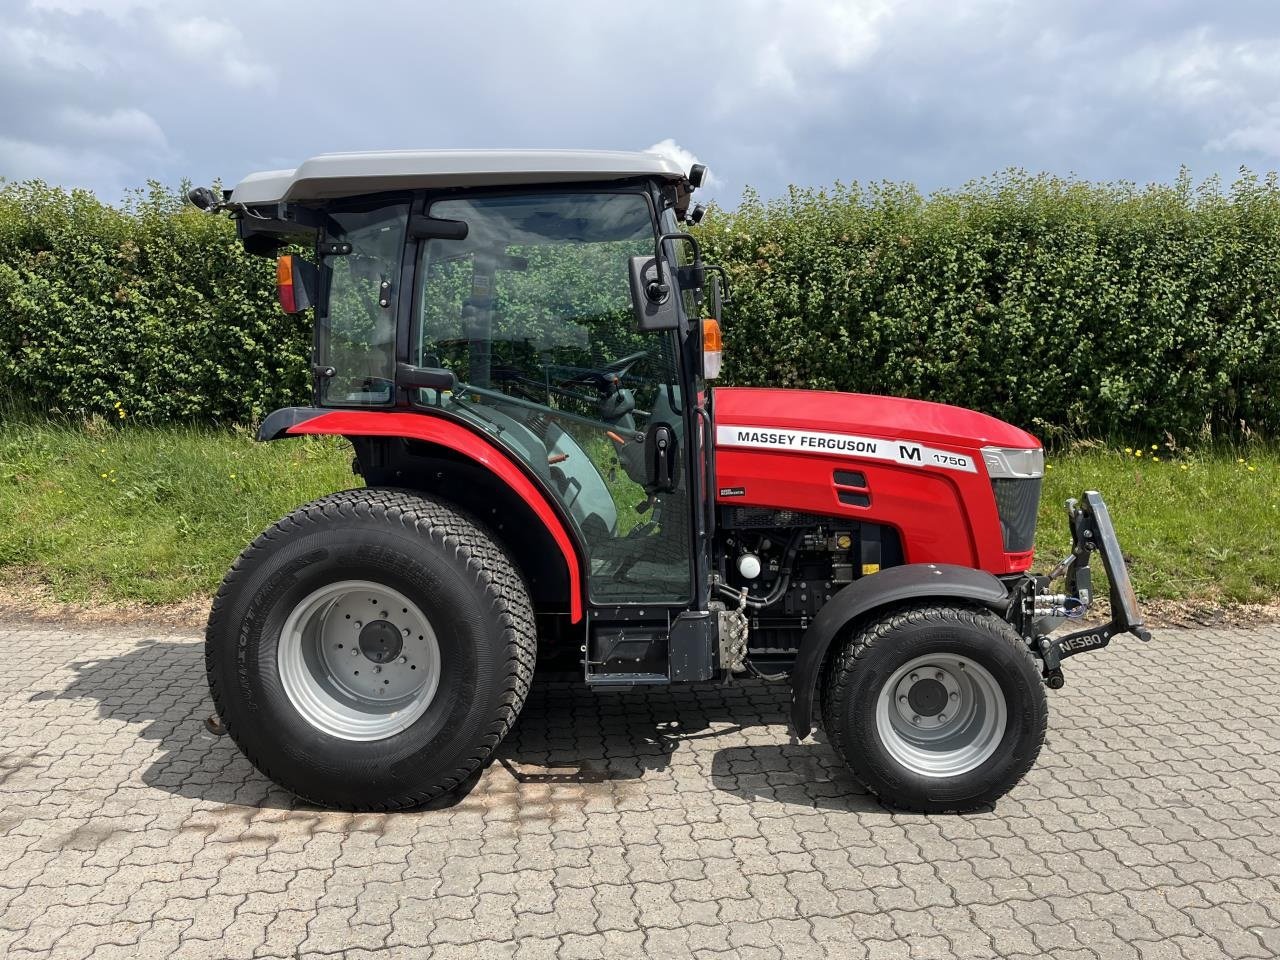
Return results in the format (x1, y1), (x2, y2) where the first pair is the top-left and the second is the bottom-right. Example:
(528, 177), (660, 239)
(284, 410), (584, 622)
(283, 389), (1038, 622)
(712, 387), (1041, 575)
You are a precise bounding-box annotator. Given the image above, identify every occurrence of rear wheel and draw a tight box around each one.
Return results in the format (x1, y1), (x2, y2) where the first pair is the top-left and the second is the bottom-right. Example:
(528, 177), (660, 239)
(821, 604), (1047, 812)
(206, 488), (536, 810)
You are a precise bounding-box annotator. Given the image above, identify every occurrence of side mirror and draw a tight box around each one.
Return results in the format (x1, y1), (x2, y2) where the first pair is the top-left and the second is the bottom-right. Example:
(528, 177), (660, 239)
(275, 254), (318, 313)
(627, 256), (680, 331)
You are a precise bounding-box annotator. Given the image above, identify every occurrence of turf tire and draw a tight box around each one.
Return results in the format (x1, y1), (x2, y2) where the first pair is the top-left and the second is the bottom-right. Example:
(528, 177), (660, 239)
(205, 487), (536, 810)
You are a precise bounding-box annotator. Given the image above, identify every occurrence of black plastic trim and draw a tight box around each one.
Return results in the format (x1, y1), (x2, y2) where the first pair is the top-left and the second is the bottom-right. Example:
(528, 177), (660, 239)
(257, 406), (327, 442)
(833, 470), (867, 488)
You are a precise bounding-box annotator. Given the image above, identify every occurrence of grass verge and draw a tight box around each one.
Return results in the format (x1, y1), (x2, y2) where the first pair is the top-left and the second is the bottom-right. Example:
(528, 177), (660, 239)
(0, 418), (352, 603)
(0, 419), (1276, 607)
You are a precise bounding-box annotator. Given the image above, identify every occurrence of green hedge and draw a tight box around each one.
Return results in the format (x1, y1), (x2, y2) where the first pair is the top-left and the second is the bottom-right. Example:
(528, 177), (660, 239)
(4, 171), (1280, 439)
(698, 171), (1280, 442)
(0, 181), (308, 424)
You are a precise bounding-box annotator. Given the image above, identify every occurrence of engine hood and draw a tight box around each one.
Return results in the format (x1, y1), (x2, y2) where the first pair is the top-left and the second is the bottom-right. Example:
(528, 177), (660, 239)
(712, 387), (1039, 453)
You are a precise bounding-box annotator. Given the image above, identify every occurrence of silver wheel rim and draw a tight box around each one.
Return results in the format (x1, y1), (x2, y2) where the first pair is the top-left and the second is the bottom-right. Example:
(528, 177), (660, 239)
(277, 580), (441, 741)
(874, 653), (1007, 777)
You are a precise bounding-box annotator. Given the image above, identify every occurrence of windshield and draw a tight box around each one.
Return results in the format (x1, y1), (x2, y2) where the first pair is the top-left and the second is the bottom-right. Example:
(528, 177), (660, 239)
(414, 191), (693, 604)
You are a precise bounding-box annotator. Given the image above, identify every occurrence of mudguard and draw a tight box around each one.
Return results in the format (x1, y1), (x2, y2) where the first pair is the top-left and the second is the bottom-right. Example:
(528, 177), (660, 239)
(788, 563), (1010, 738)
(257, 406), (584, 622)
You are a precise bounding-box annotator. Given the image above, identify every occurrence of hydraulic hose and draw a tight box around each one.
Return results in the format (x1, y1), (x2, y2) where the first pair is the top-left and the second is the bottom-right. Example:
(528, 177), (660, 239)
(714, 531), (800, 609)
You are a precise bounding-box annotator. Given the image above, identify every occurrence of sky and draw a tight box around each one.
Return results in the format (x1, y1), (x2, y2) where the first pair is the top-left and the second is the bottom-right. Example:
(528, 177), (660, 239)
(3, 0), (1280, 206)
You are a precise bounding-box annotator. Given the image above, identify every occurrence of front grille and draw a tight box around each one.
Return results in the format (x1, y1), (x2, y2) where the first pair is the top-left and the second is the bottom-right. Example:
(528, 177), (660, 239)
(991, 477), (1042, 552)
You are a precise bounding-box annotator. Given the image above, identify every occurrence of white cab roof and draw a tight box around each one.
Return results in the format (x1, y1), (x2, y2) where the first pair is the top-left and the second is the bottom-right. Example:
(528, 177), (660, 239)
(230, 149), (691, 204)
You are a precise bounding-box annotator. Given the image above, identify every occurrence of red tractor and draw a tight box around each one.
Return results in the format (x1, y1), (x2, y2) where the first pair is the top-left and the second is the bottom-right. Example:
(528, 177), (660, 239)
(191, 150), (1148, 813)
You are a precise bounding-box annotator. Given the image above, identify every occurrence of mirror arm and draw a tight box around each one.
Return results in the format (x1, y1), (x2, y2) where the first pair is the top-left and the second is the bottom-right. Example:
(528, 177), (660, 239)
(705, 263), (732, 305)
(646, 232), (703, 303)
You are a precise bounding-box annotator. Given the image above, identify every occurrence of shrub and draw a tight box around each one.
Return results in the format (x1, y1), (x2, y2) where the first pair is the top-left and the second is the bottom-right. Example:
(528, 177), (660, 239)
(0, 181), (309, 424)
(697, 170), (1280, 442)
(4, 170), (1280, 441)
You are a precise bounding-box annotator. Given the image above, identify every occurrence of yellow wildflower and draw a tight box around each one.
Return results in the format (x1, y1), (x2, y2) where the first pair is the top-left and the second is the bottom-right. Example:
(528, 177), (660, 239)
(1249, 465), (1257, 472)
(1152, 456), (1160, 462)
(1180, 464), (1189, 471)
(1123, 447), (1132, 454)
(1150, 444), (1158, 450)
(1135, 450), (1143, 457)
(1239, 458), (1246, 463)
(100, 473), (108, 479)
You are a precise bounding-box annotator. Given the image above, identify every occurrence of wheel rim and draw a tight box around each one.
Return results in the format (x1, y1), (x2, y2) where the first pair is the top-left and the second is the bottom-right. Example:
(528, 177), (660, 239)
(874, 653), (1008, 777)
(277, 580), (441, 741)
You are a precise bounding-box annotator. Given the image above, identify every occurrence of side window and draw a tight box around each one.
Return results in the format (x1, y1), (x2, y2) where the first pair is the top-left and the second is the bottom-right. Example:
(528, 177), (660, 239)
(318, 203), (408, 406)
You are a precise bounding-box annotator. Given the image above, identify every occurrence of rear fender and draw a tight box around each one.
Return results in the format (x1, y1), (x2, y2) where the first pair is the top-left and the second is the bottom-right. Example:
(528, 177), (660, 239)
(258, 406), (584, 622)
(789, 563), (1010, 738)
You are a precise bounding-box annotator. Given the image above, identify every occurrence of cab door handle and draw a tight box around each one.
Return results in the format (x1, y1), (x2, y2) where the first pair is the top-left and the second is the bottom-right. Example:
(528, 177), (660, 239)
(645, 422), (679, 492)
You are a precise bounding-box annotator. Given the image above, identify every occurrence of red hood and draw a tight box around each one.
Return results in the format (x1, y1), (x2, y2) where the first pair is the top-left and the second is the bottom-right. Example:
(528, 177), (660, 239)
(712, 387), (1039, 451)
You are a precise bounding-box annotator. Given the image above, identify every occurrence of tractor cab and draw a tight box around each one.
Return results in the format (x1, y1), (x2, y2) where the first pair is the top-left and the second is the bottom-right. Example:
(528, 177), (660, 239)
(196, 150), (1147, 814)
(205, 150), (720, 619)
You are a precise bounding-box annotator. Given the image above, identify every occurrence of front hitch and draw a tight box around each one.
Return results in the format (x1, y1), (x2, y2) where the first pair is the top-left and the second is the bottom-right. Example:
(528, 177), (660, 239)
(1032, 491), (1151, 686)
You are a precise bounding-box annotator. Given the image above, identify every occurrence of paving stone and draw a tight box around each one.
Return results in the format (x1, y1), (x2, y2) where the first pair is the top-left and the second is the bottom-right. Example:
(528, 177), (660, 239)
(1, 618), (1277, 957)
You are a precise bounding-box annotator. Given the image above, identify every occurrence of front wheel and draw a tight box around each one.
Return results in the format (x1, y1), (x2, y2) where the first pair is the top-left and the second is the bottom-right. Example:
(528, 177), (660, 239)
(205, 488), (536, 810)
(820, 604), (1047, 812)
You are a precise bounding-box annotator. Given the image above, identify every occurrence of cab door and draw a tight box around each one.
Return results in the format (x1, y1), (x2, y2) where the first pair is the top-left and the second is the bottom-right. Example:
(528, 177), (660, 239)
(411, 190), (696, 606)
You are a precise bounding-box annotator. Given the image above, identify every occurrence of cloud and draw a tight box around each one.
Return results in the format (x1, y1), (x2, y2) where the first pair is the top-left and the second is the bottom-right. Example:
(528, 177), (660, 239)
(4, 1), (1280, 202)
(56, 107), (168, 148)
(644, 139), (721, 189)
(0, 136), (134, 188)
(161, 17), (275, 90)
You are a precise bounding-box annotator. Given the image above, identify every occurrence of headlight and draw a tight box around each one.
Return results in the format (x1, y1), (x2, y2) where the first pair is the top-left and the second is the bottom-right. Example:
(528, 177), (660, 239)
(981, 446), (1044, 479)
(982, 446), (1044, 552)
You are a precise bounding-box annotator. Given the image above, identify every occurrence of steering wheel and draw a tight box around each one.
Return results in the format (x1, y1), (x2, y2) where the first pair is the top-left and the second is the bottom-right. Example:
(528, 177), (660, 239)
(567, 347), (656, 395)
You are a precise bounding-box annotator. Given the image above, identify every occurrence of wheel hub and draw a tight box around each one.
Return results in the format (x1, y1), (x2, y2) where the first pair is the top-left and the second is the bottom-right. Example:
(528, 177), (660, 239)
(892, 665), (963, 730)
(277, 580), (442, 741)
(358, 620), (404, 663)
(876, 654), (1009, 777)
(906, 677), (948, 717)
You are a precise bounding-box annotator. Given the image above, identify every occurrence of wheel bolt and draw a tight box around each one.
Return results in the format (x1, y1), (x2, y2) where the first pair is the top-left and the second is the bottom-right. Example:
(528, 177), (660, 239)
(374, 665), (381, 673)
(910, 673), (918, 682)
(898, 695), (907, 703)
(399, 657), (407, 664)
(402, 627), (410, 637)
(938, 713), (946, 722)
(911, 715), (920, 724)
(350, 649), (358, 656)
(950, 691), (959, 700)
(935, 671), (944, 680)
(354, 621), (362, 629)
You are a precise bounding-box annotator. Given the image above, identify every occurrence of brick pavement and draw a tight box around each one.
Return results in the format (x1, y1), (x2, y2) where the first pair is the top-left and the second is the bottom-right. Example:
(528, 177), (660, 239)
(0, 618), (1277, 958)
